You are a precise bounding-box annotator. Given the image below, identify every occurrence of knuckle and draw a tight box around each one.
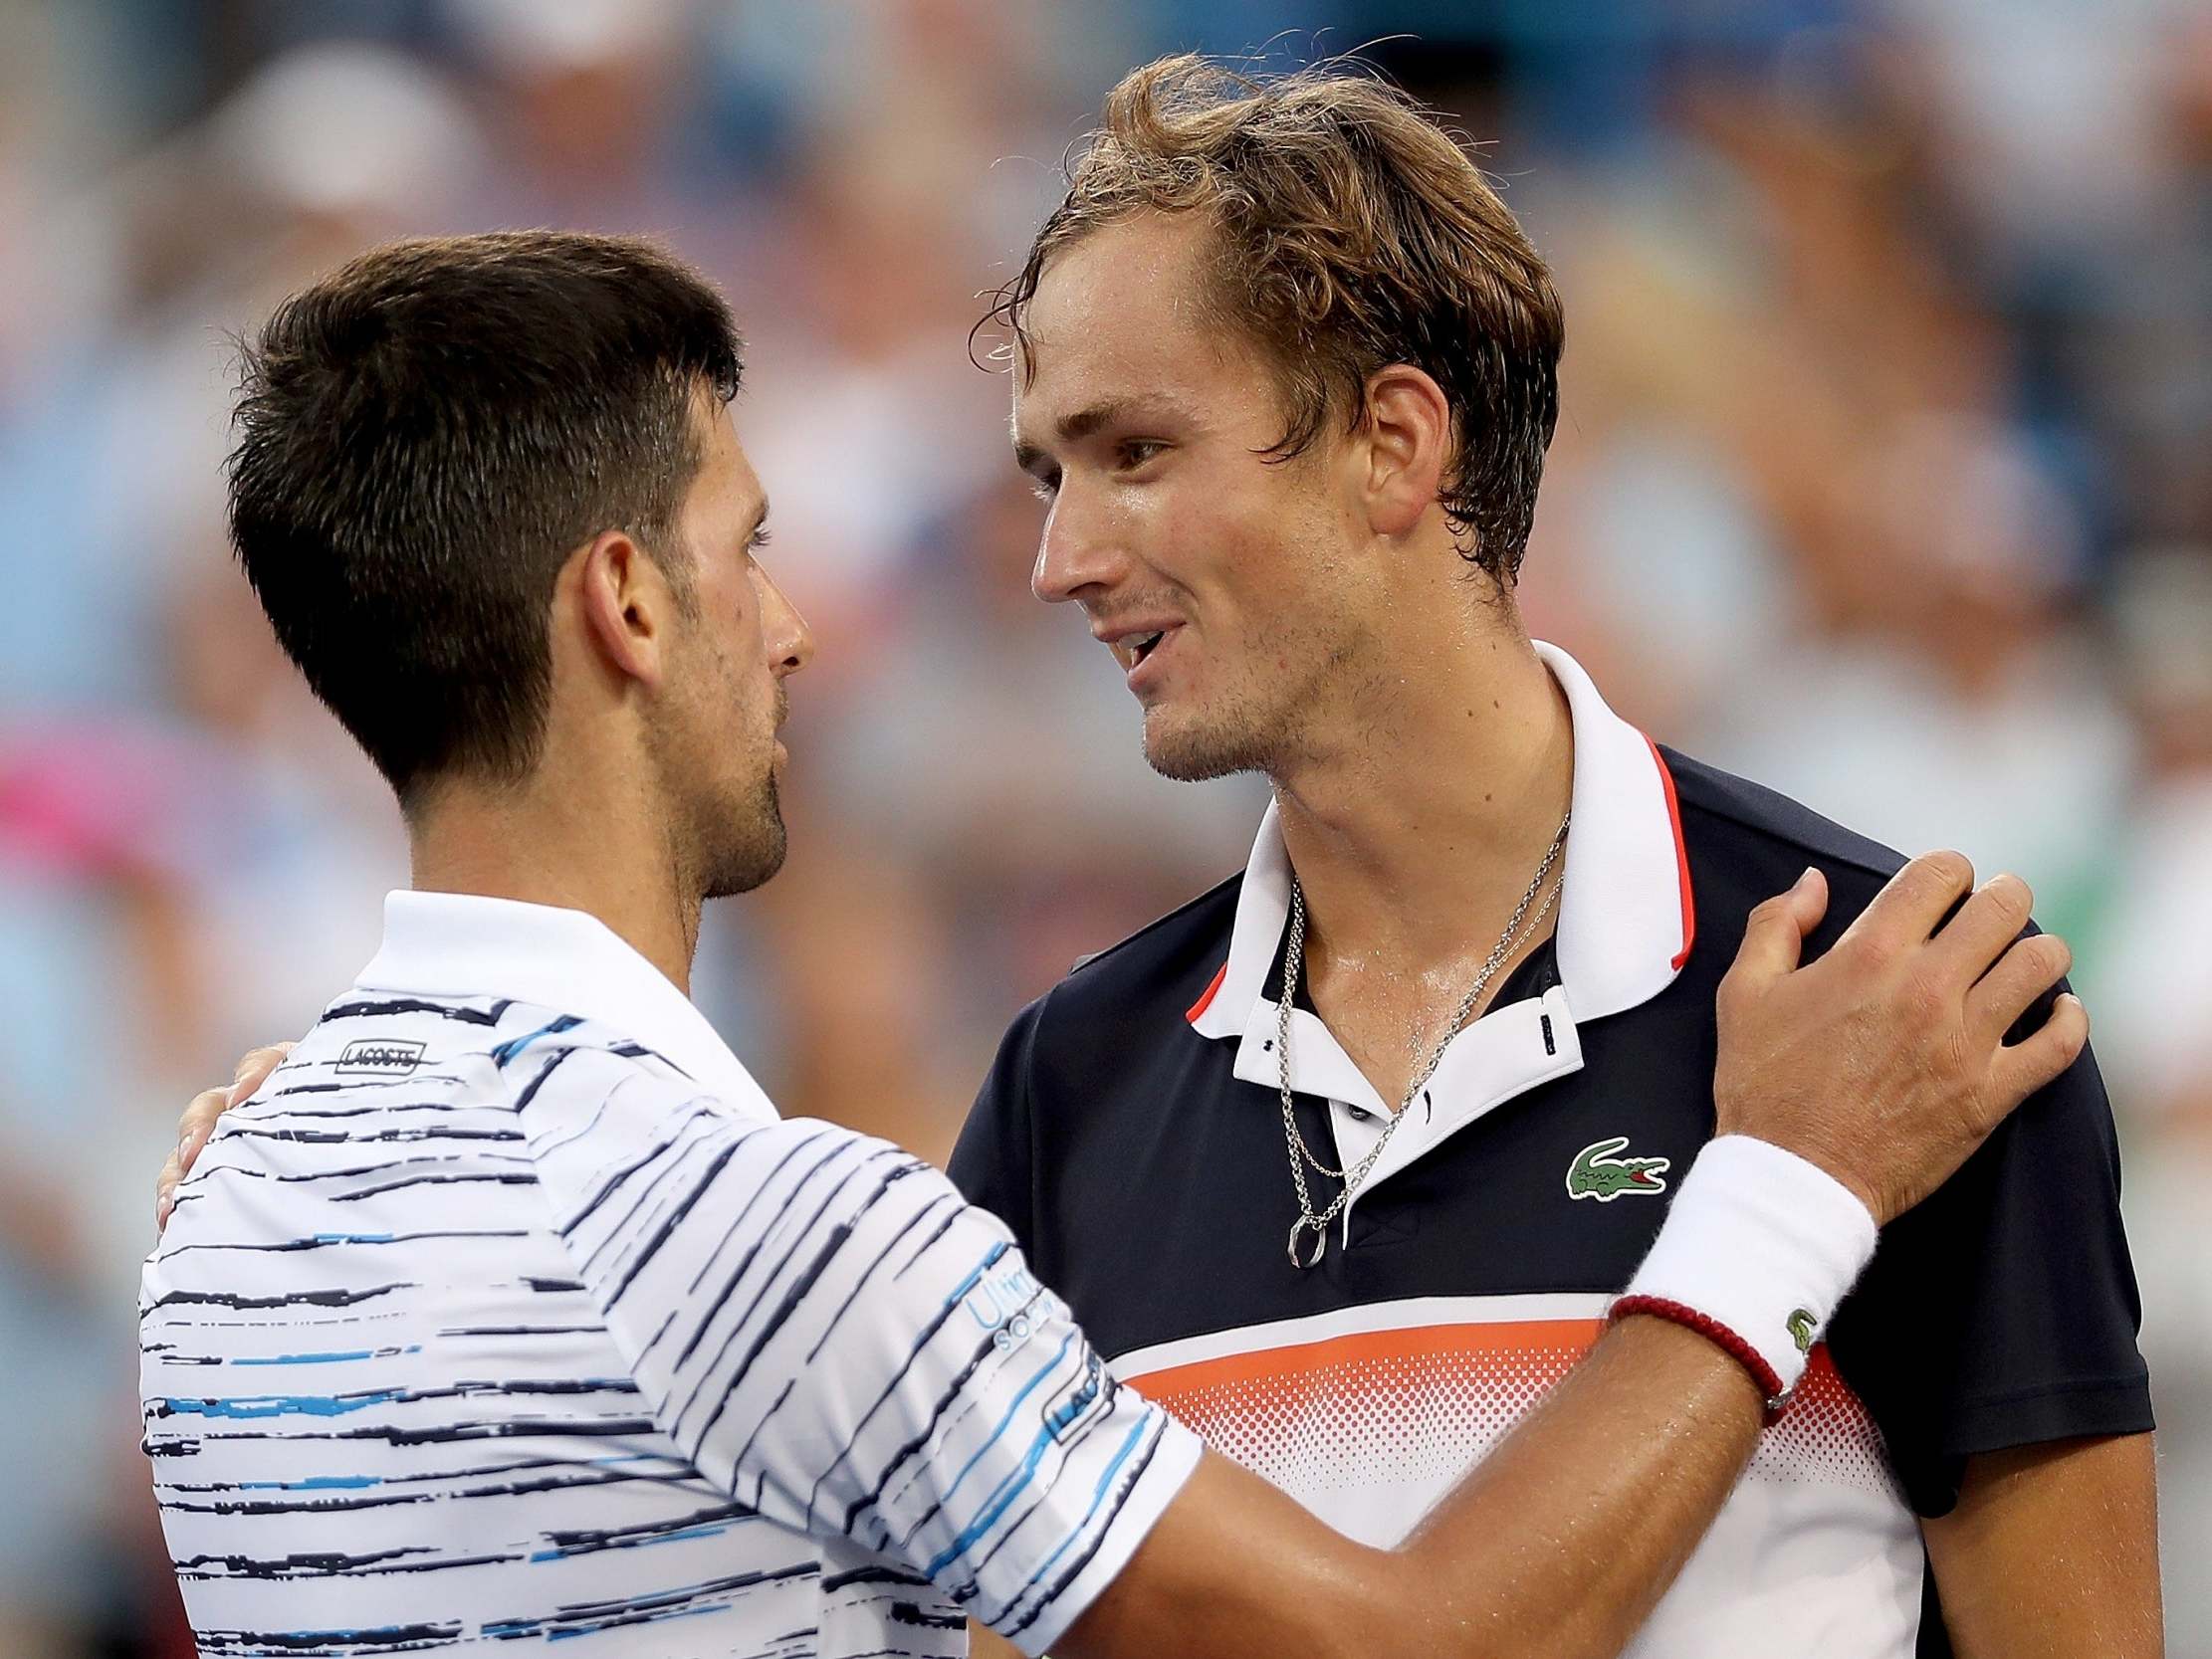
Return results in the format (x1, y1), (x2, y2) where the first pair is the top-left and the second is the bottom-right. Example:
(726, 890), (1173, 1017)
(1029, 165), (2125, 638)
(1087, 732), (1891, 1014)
(1905, 851), (1971, 906)
(1942, 1020), (1977, 1076)
(2042, 933), (2075, 977)
(1926, 848), (1975, 890)
(1986, 872), (2033, 920)
(2016, 932), (2071, 982)
(2038, 1000), (2087, 1058)
(1843, 928), (1895, 973)
(1899, 967), (1951, 1024)
(1714, 971), (1754, 1024)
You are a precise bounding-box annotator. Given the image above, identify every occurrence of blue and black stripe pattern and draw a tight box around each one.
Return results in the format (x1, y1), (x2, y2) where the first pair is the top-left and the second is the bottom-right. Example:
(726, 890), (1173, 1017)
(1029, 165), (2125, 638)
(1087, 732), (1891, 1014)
(142, 990), (1199, 1656)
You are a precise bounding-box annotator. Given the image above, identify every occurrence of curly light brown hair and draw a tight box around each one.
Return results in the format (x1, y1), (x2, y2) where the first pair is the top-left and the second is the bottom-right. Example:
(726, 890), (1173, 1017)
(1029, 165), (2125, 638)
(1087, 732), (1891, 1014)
(985, 54), (1565, 583)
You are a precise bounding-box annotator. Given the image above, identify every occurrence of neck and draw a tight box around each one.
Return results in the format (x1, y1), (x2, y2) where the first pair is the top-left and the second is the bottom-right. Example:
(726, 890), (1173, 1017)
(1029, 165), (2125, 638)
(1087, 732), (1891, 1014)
(406, 767), (701, 996)
(1272, 621), (1574, 968)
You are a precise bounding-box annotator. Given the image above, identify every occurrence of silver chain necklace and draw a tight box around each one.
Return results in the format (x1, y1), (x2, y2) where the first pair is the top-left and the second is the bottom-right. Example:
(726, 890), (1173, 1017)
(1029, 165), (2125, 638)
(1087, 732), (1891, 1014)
(1279, 810), (1570, 1270)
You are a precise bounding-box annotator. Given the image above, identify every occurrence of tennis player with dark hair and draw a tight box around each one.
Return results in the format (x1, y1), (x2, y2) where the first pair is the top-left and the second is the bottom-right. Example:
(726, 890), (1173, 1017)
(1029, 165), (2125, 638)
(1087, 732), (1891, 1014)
(960, 55), (2158, 1659)
(144, 228), (2082, 1659)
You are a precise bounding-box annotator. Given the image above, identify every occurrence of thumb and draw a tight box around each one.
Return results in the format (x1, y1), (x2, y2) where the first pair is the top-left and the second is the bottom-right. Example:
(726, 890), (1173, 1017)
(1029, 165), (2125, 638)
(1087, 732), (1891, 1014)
(1729, 867), (1828, 987)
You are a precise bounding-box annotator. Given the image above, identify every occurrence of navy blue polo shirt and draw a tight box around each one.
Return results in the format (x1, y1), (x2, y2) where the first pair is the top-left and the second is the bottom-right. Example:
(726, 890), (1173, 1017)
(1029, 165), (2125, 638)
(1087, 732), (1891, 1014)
(951, 643), (2151, 1658)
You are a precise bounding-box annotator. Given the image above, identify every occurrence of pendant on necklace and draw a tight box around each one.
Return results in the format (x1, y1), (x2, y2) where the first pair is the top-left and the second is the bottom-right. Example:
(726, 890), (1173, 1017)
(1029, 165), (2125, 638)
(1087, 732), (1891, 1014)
(1287, 1214), (1329, 1270)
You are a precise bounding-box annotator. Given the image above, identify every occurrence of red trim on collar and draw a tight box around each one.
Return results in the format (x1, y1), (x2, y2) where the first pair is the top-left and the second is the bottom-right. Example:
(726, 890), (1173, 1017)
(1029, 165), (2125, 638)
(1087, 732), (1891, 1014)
(1644, 735), (1696, 971)
(1186, 960), (1228, 1025)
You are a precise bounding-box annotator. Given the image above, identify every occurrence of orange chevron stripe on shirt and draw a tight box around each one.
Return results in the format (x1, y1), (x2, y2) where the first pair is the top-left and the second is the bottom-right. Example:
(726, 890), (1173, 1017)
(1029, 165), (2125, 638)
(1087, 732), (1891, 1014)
(1121, 1312), (1898, 1510)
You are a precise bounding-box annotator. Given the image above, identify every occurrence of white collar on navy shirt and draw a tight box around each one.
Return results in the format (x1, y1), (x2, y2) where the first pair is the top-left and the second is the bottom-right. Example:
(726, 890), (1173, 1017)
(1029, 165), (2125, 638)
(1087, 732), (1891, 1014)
(355, 890), (779, 1123)
(1188, 640), (1695, 1043)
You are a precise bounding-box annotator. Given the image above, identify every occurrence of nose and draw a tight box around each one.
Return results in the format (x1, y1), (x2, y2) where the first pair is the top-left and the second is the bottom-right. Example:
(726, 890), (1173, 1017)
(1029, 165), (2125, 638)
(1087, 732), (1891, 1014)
(1029, 484), (1128, 607)
(756, 566), (814, 679)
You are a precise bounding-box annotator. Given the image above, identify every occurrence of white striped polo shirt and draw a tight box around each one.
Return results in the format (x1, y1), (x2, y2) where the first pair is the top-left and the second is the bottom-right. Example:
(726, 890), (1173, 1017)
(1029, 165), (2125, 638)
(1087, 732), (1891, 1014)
(141, 891), (1200, 1657)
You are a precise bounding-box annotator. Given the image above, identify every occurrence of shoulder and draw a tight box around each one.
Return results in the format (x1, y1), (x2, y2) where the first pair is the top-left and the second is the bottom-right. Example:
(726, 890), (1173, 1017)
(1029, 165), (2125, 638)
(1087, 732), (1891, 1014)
(999, 871), (1244, 1110)
(1659, 745), (1912, 936)
(958, 874), (1240, 1184)
(1042, 870), (1243, 1031)
(480, 1009), (902, 1227)
(550, 1095), (971, 1280)
(1662, 745), (1907, 884)
(292, 992), (690, 1104)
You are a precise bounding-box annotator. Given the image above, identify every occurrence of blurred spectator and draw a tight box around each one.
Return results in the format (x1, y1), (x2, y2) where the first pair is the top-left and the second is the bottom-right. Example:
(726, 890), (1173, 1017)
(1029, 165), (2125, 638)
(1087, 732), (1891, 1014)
(0, 3), (2205, 1653)
(2091, 543), (2212, 1640)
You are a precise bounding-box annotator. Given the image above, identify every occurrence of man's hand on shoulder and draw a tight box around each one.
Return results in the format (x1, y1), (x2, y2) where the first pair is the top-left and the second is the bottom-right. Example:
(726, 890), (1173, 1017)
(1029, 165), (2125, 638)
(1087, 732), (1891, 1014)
(1714, 851), (2087, 1226)
(154, 1042), (289, 1233)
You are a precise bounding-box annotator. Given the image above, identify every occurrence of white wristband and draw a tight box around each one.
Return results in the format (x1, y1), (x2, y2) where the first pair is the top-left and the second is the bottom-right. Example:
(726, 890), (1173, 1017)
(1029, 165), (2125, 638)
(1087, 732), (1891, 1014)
(1611, 1135), (1879, 1413)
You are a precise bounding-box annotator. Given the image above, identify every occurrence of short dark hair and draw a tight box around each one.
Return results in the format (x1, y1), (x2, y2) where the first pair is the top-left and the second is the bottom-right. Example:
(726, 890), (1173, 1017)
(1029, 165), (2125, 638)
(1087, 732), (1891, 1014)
(987, 55), (1564, 582)
(226, 230), (743, 810)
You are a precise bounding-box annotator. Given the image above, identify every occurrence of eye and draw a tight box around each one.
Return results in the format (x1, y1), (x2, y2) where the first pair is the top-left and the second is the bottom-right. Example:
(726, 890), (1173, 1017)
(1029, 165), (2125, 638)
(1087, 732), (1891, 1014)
(1028, 470), (1061, 505)
(748, 526), (774, 553)
(1115, 440), (1166, 472)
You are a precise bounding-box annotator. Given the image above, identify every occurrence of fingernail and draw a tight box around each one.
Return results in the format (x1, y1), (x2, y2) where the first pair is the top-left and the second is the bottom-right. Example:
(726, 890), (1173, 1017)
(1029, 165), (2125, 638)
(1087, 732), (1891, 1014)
(1797, 865), (1818, 892)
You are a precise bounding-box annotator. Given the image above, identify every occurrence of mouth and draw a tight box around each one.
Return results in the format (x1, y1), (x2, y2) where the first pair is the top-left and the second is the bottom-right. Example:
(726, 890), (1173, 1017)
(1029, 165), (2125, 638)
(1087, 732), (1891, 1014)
(1103, 623), (1180, 679)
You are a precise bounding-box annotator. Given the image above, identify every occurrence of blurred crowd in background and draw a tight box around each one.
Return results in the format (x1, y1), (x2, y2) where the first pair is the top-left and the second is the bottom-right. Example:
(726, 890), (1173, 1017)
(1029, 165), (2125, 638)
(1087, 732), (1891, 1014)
(0, 0), (2206, 1652)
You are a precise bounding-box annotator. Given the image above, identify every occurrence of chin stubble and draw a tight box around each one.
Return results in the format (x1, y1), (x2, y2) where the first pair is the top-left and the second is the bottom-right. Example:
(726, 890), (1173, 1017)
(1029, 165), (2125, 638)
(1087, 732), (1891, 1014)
(1141, 706), (1275, 783)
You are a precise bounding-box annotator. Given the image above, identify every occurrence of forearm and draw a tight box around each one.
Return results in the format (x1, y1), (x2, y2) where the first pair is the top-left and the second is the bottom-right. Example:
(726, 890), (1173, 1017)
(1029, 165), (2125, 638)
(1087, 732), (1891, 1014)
(1381, 1314), (1764, 1659)
(1064, 1141), (1869, 1659)
(1368, 1136), (1879, 1654)
(1061, 1317), (1764, 1659)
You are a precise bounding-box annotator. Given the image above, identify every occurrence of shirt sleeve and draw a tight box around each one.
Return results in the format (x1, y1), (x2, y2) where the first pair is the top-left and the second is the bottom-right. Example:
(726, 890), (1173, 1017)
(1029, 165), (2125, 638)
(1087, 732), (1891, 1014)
(949, 995), (1045, 1254)
(538, 1068), (1201, 1656)
(1828, 1015), (2154, 1518)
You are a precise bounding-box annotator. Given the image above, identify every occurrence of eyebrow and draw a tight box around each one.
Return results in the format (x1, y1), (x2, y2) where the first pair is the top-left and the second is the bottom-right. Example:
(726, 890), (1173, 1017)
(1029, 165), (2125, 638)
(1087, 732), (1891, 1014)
(1011, 396), (1195, 476)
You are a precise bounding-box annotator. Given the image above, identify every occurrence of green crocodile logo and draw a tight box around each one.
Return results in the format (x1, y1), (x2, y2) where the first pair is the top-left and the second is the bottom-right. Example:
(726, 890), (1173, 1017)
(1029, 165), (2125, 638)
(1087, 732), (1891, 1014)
(1565, 1137), (1671, 1202)
(1787, 1309), (1818, 1355)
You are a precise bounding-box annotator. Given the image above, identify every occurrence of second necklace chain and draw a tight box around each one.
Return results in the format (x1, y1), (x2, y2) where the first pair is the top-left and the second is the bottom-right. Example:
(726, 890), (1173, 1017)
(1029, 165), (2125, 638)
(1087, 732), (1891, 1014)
(1278, 809), (1571, 1268)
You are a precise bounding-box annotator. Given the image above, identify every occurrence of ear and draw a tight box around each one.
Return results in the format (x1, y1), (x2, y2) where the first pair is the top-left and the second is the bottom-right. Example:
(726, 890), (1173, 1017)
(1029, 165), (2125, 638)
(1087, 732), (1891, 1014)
(573, 529), (676, 691)
(1358, 364), (1452, 540)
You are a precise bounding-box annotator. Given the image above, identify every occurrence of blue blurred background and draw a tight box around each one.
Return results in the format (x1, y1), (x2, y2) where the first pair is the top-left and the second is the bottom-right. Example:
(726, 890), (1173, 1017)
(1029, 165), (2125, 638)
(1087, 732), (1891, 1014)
(1, 1), (2207, 1652)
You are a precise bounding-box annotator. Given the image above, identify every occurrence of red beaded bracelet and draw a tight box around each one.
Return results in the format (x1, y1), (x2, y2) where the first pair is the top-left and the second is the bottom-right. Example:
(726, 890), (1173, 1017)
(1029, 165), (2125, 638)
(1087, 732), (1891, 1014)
(1610, 1294), (1794, 1424)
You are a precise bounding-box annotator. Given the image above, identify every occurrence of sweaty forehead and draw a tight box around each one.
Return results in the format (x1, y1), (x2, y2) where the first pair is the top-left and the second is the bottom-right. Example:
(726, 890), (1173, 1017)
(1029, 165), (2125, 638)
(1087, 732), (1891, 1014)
(1022, 218), (1219, 379)
(1013, 213), (1254, 436)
